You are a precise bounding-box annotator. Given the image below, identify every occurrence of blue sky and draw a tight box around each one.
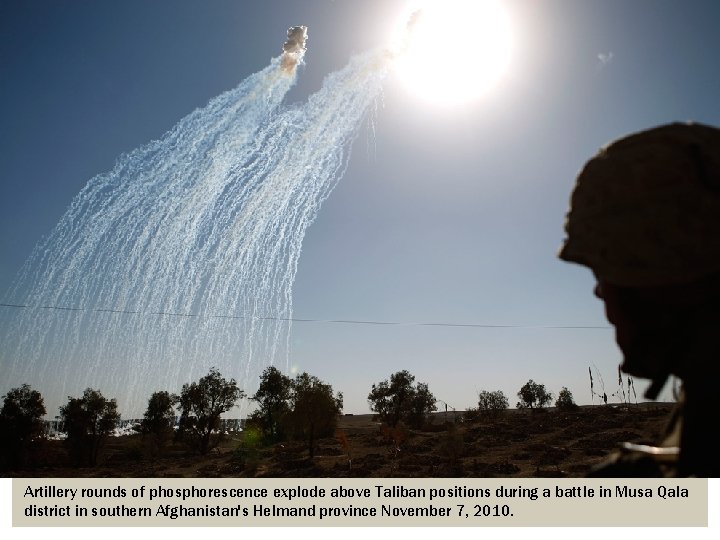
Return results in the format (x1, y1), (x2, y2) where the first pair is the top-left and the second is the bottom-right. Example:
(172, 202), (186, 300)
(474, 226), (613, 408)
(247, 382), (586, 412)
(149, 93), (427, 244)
(2, 0), (720, 416)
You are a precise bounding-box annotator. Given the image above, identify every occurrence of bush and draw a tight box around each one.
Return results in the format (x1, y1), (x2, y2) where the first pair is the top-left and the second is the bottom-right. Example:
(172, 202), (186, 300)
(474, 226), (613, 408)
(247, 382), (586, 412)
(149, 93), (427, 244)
(138, 390), (178, 456)
(516, 379), (553, 410)
(555, 387), (579, 411)
(177, 367), (244, 454)
(59, 388), (120, 466)
(250, 366), (291, 443)
(0, 384), (46, 468)
(234, 425), (263, 473)
(284, 372), (343, 458)
(476, 390), (509, 419)
(367, 370), (437, 429)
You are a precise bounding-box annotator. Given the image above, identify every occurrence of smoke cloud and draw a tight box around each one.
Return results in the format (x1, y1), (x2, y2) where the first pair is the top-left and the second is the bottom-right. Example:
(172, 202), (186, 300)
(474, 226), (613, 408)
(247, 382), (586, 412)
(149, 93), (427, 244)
(281, 25), (308, 72)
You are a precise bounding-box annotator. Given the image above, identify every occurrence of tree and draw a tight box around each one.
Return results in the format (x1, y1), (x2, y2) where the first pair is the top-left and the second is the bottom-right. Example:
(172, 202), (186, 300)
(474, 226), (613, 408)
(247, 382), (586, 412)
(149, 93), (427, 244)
(250, 366), (292, 443)
(59, 388), (120, 466)
(0, 384), (46, 468)
(177, 367), (244, 454)
(285, 372), (343, 458)
(367, 370), (437, 428)
(138, 390), (178, 455)
(477, 390), (509, 418)
(407, 382), (436, 428)
(516, 379), (553, 410)
(555, 387), (579, 411)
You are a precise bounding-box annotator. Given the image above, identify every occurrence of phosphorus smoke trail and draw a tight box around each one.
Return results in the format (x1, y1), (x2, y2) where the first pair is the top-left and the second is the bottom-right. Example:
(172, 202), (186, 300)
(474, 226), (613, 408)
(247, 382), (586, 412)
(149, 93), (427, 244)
(0, 33), (389, 417)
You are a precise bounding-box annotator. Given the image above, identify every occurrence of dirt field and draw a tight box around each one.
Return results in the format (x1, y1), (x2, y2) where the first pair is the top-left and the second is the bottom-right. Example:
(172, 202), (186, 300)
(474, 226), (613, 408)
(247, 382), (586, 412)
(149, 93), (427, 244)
(5, 402), (675, 478)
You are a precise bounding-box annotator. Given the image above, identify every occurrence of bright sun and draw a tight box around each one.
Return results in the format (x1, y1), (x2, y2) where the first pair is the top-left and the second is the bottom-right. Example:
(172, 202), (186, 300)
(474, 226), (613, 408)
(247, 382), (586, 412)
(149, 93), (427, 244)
(392, 0), (514, 106)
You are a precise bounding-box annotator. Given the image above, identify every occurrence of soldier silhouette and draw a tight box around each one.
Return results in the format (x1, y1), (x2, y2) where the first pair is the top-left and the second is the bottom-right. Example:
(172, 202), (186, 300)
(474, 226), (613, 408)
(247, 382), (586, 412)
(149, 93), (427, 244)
(559, 122), (720, 477)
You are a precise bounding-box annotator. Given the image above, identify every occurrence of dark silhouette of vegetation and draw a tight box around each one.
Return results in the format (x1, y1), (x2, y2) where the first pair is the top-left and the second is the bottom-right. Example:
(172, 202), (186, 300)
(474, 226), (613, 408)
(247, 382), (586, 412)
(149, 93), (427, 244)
(476, 390), (509, 418)
(367, 370), (437, 428)
(249, 366), (291, 443)
(285, 372), (343, 458)
(516, 379), (553, 410)
(407, 382), (437, 428)
(138, 390), (178, 456)
(242, 367), (342, 460)
(177, 367), (244, 454)
(233, 424), (263, 473)
(555, 387), (579, 411)
(59, 388), (120, 466)
(0, 384), (46, 468)
(0, 369), (677, 477)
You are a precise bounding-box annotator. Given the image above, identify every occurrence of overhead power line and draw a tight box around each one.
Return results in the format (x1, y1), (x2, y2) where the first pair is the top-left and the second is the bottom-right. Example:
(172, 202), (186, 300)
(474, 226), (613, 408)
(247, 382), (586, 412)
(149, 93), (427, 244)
(0, 301), (610, 330)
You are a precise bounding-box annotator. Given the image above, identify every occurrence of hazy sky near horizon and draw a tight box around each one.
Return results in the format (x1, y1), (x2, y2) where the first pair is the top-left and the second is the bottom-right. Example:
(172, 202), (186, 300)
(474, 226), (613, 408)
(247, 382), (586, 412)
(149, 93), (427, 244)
(2, 0), (720, 416)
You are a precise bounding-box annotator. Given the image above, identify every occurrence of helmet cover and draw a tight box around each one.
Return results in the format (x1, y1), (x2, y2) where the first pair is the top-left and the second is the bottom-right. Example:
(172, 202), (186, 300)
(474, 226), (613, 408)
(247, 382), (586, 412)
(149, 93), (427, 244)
(559, 122), (720, 286)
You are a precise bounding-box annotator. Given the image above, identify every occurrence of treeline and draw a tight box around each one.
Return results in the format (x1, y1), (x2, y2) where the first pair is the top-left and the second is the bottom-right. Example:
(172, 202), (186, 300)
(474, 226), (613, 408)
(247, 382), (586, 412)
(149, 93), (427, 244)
(0, 367), (579, 471)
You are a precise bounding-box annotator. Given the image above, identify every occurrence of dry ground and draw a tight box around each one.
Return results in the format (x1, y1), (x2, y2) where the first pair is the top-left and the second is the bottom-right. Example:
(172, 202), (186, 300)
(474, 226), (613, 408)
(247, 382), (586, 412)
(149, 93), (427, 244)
(5, 402), (674, 478)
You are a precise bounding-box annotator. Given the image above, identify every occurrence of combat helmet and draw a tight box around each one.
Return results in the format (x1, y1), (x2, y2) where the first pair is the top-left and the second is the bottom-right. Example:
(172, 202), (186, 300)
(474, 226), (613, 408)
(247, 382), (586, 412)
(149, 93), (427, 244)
(559, 121), (720, 287)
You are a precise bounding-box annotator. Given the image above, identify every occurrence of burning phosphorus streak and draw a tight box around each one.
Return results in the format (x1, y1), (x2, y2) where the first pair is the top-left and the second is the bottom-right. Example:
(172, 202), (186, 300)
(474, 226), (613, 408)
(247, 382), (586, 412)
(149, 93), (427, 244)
(1, 27), (389, 417)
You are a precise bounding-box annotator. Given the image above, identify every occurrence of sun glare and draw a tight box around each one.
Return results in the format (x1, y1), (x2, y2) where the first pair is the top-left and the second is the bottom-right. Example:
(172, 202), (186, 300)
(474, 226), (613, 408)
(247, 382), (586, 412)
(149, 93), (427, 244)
(392, 0), (514, 106)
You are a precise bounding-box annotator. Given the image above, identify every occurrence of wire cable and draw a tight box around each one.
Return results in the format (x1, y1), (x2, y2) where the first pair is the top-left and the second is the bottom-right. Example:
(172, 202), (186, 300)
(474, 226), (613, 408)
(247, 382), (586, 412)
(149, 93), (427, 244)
(0, 302), (610, 329)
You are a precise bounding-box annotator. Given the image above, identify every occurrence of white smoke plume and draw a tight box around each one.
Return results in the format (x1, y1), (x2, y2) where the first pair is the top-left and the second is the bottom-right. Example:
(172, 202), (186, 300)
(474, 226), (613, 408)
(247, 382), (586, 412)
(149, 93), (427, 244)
(0, 28), (388, 418)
